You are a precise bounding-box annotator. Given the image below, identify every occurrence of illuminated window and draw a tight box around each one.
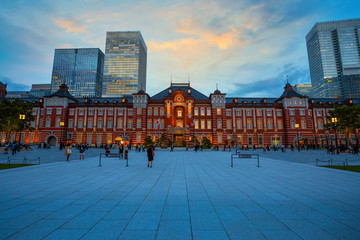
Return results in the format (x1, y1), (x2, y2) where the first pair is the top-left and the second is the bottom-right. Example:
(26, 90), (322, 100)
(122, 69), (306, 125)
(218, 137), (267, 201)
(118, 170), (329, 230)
(277, 120), (283, 129)
(137, 118), (141, 128)
(200, 108), (205, 116)
(194, 107), (199, 116)
(160, 107), (165, 116)
(257, 119), (263, 129)
(256, 110), (262, 116)
(207, 120), (211, 129)
(226, 120), (231, 129)
(128, 119), (133, 128)
(247, 119), (252, 129)
(147, 119), (152, 129)
(201, 120), (205, 129)
(207, 108), (211, 116)
(195, 119), (199, 129)
(55, 117), (61, 127)
(217, 108), (221, 115)
(237, 119), (242, 129)
(177, 110), (182, 117)
(267, 119), (273, 129)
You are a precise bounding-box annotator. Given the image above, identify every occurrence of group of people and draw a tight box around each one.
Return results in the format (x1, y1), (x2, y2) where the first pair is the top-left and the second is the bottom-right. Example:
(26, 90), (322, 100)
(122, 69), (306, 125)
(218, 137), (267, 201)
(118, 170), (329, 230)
(1, 142), (32, 155)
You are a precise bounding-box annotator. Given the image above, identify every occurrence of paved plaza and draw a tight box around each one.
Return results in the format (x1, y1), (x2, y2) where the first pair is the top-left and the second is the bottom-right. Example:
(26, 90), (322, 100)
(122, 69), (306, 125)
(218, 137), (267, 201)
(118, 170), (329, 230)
(0, 150), (359, 240)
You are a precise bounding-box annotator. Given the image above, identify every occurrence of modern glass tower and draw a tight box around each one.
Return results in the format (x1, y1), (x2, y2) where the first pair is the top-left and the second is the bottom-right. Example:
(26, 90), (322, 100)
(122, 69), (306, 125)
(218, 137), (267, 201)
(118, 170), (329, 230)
(306, 19), (360, 98)
(102, 31), (147, 97)
(51, 48), (104, 98)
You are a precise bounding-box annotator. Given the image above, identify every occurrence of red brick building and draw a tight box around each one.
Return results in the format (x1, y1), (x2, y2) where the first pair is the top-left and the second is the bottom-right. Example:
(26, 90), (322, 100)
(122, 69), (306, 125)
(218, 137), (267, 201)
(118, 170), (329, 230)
(2, 82), (359, 148)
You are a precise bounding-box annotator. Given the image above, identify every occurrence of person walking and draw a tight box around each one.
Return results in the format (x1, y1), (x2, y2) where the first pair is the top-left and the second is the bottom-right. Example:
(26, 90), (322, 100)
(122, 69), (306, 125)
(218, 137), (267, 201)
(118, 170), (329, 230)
(147, 146), (154, 168)
(65, 144), (72, 161)
(79, 146), (85, 160)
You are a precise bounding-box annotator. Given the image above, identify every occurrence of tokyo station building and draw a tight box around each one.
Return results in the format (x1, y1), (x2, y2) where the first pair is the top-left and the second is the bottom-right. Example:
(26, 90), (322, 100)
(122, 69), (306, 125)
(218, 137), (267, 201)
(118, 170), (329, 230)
(1, 82), (359, 147)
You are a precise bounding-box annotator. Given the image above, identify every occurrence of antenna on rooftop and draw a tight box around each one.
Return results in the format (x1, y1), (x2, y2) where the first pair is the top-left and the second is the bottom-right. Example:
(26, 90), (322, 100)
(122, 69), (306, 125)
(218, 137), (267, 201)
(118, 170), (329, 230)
(171, 75), (173, 85)
(286, 75), (289, 84)
(188, 74), (190, 84)
(216, 83), (218, 90)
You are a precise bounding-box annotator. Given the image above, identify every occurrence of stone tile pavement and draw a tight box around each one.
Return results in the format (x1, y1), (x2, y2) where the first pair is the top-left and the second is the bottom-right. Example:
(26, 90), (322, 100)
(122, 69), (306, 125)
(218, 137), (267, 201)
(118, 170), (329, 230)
(0, 151), (359, 239)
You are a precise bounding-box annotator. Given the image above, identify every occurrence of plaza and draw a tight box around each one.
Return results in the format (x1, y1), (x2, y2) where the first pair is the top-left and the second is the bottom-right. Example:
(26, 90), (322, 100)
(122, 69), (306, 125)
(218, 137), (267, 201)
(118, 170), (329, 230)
(0, 149), (359, 240)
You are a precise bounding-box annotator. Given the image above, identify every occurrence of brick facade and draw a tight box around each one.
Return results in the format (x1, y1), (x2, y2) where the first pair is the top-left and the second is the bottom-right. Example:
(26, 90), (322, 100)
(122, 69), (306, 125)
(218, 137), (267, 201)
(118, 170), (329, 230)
(3, 83), (359, 148)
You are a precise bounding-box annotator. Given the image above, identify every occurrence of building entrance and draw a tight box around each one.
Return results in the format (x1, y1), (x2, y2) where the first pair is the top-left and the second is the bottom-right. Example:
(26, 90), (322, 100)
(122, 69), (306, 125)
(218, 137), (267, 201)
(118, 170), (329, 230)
(173, 134), (184, 146)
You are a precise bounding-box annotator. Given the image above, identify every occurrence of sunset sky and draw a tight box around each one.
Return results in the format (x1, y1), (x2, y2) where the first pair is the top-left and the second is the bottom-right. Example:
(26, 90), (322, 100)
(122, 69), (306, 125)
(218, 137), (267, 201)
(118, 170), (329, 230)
(0, 0), (359, 97)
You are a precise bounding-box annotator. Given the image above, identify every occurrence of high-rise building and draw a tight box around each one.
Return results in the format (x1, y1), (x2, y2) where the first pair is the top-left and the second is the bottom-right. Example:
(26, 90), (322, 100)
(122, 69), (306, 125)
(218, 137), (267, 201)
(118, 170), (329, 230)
(306, 19), (360, 98)
(51, 48), (104, 98)
(293, 84), (313, 98)
(102, 31), (147, 97)
(30, 84), (51, 98)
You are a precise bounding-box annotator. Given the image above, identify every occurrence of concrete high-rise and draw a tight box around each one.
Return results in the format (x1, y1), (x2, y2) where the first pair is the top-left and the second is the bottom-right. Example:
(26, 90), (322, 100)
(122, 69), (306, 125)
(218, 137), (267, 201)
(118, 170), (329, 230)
(102, 31), (147, 97)
(306, 19), (360, 98)
(51, 48), (104, 98)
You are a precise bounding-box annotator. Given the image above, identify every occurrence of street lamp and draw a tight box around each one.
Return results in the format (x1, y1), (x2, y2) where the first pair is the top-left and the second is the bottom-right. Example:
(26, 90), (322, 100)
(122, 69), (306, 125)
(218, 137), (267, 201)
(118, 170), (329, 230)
(60, 121), (64, 146)
(331, 117), (339, 154)
(19, 114), (25, 143)
(295, 123), (300, 152)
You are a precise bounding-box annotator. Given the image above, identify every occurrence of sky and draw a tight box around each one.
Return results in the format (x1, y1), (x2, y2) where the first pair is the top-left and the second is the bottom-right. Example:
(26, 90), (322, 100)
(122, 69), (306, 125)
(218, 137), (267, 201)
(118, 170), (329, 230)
(0, 0), (359, 98)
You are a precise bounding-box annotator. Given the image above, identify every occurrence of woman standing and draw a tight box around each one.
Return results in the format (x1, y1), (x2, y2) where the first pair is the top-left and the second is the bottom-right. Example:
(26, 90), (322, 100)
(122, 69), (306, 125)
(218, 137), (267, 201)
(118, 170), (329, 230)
(65, 144), (72, 161)
(147, 146), (154, 168)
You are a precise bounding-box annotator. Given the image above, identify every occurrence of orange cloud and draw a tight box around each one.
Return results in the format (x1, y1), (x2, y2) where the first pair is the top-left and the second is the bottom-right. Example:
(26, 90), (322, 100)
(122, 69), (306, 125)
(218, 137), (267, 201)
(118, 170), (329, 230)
(55, 19), (88, 34)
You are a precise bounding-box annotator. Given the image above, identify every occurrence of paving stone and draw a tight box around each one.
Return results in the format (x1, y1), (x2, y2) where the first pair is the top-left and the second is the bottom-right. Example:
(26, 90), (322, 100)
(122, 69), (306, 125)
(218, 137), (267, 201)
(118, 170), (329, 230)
(0, 151), (359, 240)
(118, 229), (157, 240)
(156, 220), (191, 240)
(192, 230), (229, 240)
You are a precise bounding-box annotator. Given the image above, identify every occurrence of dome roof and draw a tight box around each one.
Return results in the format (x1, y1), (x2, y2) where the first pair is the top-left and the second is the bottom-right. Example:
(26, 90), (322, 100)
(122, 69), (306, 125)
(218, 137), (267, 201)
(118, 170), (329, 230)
(214, 89), (221, 94)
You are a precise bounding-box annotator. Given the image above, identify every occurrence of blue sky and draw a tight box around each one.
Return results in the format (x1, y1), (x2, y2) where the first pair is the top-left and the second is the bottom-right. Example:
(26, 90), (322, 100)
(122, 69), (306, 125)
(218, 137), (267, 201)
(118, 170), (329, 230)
(0, 0), (359, 97)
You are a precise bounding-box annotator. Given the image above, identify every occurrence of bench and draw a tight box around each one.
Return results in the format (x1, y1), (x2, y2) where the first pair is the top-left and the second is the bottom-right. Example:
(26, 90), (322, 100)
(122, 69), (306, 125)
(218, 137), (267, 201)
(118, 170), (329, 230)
(231, 153), (260, 168)
(99, 153), (128, 167)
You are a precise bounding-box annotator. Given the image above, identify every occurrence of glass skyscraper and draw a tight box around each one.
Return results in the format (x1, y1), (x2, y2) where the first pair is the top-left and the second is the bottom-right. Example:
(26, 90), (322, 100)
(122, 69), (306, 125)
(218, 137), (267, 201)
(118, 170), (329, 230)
(51, 48), (104, 98)
(102, 31), (147, 97)
(306, 19), (360, 98)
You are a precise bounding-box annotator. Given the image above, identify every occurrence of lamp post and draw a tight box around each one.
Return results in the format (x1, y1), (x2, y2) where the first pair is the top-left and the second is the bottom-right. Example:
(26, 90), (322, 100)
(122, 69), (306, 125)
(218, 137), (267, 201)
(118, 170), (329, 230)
(331, 117), (339, 154)
(60, 121), (64, 148)
(19, 114), (25, 144)
(295, 123), (300, 152)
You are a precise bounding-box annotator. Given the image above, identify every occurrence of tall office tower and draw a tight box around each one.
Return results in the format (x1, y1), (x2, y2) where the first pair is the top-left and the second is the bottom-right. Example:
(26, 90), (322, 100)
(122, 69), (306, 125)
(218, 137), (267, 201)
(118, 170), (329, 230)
(293, 84), (313, 98)
(51, 48), (104, 98)
(102, 31), (147, 97)
(306, 19), (360, 98)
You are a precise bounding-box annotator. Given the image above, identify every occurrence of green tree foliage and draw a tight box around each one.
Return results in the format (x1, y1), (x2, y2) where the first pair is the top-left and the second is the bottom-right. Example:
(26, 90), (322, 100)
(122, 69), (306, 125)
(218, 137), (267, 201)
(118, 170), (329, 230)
(159, 134), (168, 147)
(325, 105), (360, 146)
(0, 99), (35, 142)
(144, 136), (154, 147)
(201, 137), (212, 149)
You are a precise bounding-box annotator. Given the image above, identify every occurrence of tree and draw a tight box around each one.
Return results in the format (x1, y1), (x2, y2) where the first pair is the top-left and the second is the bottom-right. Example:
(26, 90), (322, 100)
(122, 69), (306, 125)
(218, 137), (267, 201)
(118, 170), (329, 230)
(159, 134), (168, 147)
(201, 137), (212, 149)
(325, 105), (360, 147)
(0, 99), (35, 143)
(144, 136), (154, 148)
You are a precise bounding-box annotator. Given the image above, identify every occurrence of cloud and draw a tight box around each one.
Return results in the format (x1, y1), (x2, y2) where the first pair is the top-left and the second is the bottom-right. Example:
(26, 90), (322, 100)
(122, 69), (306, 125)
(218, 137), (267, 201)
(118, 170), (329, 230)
(55, 19), (88, 34)
(0, 75), (30, 91)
